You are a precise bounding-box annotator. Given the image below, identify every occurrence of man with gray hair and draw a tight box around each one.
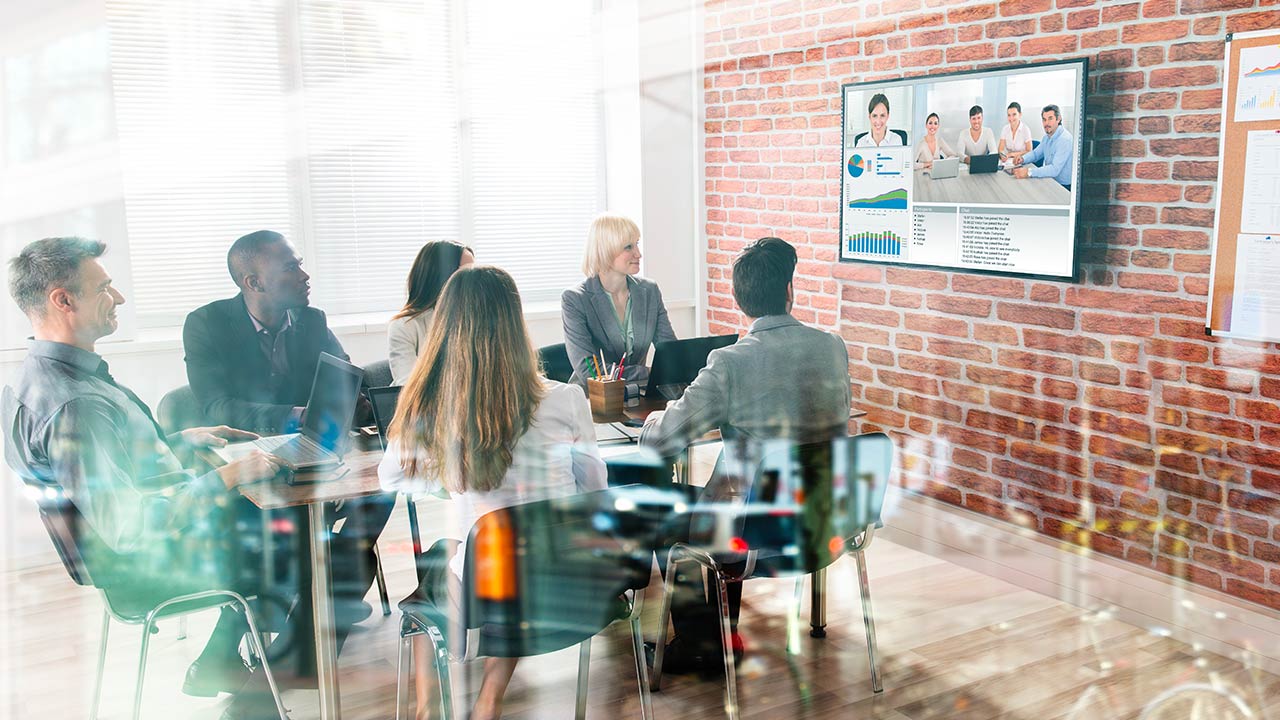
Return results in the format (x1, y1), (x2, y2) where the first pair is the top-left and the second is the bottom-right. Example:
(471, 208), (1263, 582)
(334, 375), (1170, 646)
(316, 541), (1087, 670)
(2, 237), (291, 716)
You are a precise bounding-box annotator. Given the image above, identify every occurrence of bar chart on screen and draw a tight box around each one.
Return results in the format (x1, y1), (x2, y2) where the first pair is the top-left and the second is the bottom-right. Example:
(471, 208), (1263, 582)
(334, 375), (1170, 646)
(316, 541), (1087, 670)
(845, 230), (904, 257)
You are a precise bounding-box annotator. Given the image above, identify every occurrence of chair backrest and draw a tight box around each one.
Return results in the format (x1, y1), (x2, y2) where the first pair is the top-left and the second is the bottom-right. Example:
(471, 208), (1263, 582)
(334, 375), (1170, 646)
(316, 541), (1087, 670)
(460, 487), (654, 658)
(363, 359), (393, 390)
(25, 483), (101, 587)
(538, 343), (573, 384)
(699, 432), (894, 577)
(157, 385), (203, 434)
(851, 130), (908, 146)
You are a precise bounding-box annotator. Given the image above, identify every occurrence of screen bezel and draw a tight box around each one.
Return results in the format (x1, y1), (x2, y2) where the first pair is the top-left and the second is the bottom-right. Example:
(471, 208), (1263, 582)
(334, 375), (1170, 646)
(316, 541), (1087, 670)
(837, 57), (1089, 282)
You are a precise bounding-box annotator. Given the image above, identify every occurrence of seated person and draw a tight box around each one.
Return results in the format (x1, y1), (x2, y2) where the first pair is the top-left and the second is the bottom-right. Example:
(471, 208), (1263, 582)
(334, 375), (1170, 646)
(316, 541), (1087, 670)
(999, 101), (1033, 158)
(913, 112), (957, 169)
(854, 93), (904, 148)
(379, 265), (606, 720)
(388, 240), (474, 385)
(1012, 104), (1075, 190)
(562, 213), (676, 389)
(639, 237), (851, 672)
(957, 104), (998, 163)
(2, 237), (295, 719)
(182, 229), (392, 642)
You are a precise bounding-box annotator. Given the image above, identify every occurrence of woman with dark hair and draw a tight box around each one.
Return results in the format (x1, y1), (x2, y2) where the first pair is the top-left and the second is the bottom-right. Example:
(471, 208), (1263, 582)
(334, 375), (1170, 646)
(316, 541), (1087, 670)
(854, 93), (903, 148)
(379, 265), (606, 720)
(913, 112), (957, 169)
(999, 101), (1033, 158)
(387, 240), (474, 384)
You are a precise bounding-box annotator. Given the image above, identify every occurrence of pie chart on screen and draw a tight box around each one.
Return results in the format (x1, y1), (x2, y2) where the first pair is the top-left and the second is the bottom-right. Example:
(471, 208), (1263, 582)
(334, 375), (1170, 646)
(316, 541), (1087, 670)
(847, 154), (866, 178)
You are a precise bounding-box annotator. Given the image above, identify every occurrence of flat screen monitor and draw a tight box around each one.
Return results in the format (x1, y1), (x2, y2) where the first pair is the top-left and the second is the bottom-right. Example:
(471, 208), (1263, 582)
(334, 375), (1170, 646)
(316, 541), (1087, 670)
(839, 58), (1088, 280)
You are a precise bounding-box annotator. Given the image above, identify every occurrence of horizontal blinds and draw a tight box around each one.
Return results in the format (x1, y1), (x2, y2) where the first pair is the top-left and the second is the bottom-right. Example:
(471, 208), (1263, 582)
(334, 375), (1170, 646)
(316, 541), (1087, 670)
(463, 0), (601, 303)
(107, 0), (294, 328)
(298, 0), (460, 314)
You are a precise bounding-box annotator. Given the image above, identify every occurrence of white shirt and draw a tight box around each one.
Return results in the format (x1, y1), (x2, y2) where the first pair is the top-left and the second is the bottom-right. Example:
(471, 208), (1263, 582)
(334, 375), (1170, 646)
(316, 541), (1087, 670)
(957, 126), (998, 157)
(855, 130), (904, 148)
(378, 379), (607, 579)
(387, 309), (433, 385)
(1000, 122), (1033, 155)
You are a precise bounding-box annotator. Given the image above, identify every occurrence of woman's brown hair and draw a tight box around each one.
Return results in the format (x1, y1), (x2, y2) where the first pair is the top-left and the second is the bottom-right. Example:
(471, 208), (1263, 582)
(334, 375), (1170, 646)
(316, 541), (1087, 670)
(389, 265), (545, 492)
(394, 240), (472, 320)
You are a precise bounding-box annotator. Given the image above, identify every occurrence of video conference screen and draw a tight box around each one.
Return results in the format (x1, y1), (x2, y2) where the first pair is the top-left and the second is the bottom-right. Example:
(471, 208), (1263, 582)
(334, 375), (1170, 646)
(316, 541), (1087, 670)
(839, 59), (1088, 280)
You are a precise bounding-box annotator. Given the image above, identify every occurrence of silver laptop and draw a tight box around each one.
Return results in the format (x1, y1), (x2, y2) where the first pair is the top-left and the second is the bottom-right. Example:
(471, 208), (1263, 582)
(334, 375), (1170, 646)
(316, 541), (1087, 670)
(931, 156), (959, 179)
(253, 352), (364, 470)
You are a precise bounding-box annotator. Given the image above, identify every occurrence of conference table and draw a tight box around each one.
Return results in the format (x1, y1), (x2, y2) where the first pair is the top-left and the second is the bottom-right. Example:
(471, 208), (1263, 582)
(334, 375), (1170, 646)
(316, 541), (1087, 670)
(230, 395), (865, 719)
(913, 163), (1071, 205)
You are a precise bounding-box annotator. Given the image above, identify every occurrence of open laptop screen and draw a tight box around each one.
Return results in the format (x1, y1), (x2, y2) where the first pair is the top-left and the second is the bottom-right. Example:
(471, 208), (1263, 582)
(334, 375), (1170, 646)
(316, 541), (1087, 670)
(302, 352), (364, 451)
(645, 334), (738, 399)
(367, 385), (403, 448)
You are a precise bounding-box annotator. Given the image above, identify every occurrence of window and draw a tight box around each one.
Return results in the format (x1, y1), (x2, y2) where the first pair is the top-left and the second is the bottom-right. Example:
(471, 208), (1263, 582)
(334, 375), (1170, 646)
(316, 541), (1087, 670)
(103, 0), (603, 329)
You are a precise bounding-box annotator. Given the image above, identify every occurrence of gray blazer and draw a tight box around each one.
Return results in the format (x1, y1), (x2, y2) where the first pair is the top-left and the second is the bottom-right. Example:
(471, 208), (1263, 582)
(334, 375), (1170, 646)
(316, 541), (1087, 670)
(639, 314), (850, 459)
(561, 275), (676, 386)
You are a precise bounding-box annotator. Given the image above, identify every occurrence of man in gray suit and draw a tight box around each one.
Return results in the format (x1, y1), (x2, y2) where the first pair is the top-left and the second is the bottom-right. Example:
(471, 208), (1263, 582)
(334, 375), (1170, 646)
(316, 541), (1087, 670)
(640, 236), (851, 672)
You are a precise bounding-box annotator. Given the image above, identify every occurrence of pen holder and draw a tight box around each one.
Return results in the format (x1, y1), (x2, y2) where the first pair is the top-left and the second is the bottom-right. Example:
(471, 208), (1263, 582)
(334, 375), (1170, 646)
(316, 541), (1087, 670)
(587, 378), (625, 416)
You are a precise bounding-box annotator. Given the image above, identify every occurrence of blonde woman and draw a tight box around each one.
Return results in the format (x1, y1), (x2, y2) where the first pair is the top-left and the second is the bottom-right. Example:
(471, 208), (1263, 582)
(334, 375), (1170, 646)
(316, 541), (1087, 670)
(379, 265), (606, 720)
(561, 213), (676, 387)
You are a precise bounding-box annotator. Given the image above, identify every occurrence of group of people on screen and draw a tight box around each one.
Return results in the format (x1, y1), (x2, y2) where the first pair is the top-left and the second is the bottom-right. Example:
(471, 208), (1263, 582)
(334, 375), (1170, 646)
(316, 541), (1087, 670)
(855, 91), (1074, 191)
(4, 217), (851, 719)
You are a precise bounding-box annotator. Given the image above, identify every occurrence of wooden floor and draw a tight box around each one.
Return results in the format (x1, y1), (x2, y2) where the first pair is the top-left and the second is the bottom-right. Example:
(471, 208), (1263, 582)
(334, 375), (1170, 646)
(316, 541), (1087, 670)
(3, 490), (1279, 719)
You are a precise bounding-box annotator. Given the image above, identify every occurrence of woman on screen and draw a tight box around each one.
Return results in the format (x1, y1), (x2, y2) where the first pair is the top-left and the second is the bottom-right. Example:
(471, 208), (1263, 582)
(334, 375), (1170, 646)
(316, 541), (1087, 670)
(562, 213), (676, 389)
(855, 93), (904, 148)
(380, 265), (607, 720)
(999, 102), (1034, 158)
(958, 104), (999, 163)
(913, 112), (957, 169)
(388, 240), (475, 385)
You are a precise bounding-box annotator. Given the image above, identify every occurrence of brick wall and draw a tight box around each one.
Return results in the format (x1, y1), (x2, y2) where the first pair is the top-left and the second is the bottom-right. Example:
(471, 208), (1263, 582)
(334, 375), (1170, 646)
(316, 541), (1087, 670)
(701, 0), (1280, 610)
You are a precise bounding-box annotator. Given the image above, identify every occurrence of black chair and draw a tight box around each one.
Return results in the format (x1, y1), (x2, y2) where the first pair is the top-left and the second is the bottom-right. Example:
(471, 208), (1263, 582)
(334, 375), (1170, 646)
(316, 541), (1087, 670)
(650, 433), (894, 719)
(394, 486), (656, 720)
(538, 343), (574, 384)
(157, 384), (203, 434)
(24, 481), (288, 720)
(363, 359), (393, 389)
(852, 129), (909, 146)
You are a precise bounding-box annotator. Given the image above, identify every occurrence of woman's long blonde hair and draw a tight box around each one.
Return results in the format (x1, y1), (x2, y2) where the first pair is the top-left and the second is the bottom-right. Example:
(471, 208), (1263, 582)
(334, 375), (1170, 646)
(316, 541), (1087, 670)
(389, 265), (546, 492)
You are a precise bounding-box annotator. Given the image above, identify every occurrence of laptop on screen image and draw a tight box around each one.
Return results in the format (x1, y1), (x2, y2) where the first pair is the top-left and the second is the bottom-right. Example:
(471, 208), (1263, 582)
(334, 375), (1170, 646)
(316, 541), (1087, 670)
(931, 156), (959, 179)
(250, 352), (365, 471)
(645, 334), (738, 401)
(969, 153), (1000, 174)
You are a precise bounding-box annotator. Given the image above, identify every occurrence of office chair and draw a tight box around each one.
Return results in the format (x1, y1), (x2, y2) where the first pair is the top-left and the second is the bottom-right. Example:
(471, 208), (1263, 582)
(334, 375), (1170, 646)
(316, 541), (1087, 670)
(649, 433), (894, 720)
(363, 359), (393, 390)
(157, 384), (203, 434)
(852, 129), (909, 146)
(26, 482), (288, 720)
(538, 343), (575, 384)
(394, 486), (657, 720)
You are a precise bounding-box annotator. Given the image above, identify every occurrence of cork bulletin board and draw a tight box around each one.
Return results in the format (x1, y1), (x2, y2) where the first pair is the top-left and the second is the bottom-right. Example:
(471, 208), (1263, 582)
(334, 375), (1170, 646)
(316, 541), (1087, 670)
(1206, 29), (1280, 342)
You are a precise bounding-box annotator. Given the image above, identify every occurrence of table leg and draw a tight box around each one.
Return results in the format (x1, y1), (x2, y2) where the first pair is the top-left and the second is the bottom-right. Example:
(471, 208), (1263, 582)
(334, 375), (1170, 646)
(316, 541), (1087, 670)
(309, 501), (342, 720)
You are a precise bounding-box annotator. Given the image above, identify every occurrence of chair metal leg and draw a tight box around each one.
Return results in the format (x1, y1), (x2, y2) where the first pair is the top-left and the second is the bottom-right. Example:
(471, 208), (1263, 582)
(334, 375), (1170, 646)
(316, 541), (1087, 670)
(651, 553), (681, 691)
(90, 610), (110, 720)
(374, 544), (391, 617)
(575, 638), (592, 720)
(177, 616), (188, 640)
(713, 571), (739, 720)
(395, 624), (412, 720)
(239, 596), (290, 720)
(787, 577), (805, 655)
(131, 620), (154, 720)
(427, 626), (453, 720)
(854, 550), (883, 693)
(628, 594), (654, 720)
(809, 567), (827, 638)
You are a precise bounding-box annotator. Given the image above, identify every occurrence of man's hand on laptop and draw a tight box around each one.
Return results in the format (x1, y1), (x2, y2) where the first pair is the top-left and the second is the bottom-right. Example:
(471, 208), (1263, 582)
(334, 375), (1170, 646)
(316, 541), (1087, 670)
(218, 450), (284, 489)
(181, 425), (260, 449)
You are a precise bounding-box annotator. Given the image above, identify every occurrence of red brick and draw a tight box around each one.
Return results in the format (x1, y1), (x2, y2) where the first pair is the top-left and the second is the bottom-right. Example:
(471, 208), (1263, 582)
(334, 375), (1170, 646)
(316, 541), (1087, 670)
(1228, 11), (1280, 34)
(1081, 313), (1154, 336)
(996, 303), (1075, 329)
(966, 409), (1038, 439)
(1012, 441), (1086, 477)
(1040, 377), (1079, 400)
(998, 0), (1053, 16)
(904, 313), (969, 338)
(1226, 447), (1280, 472)
(1101, 3), (1140, 24)
(898, 393), (963, 423)
(1213, 347), (1280, 374)
(1122, 20), (1189, 43)
(992, 458), (1067, 493)
(966, 366), (1037, 393)
(990, 390), (1065, 422)
(1008, 485), (1083, 518)
(1089, 435), (1155, 466)
(1185, 367), (1254, 393)
(952, 447), (990, 471)
(1194, 547), (1266, 583)
(878, 369), (938, 395)
(998, 349), (1074, 377)
(942, 381), (986, 405)
(1069, 408), (1152, 442)
(1156, 469), (1224, 502)
(885, 267), (948, 289)
(948, 3), (997, 23)
(898, 353), (963, 378)
(1181, 89), (1222, 110)
(927, 294), (992, 317)
(1024, 329), (1106, 358)
(1238, 400), (1280, 424)
(1085, 387), (1149, 415)
(938, 424), (1008, 454)
(927, 338), (992, 363)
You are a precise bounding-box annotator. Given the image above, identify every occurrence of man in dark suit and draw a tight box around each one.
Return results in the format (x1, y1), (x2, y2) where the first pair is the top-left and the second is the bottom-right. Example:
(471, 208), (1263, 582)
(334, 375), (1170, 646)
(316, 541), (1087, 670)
(183, 229), (371, 432)
(182, 231), (392, 710)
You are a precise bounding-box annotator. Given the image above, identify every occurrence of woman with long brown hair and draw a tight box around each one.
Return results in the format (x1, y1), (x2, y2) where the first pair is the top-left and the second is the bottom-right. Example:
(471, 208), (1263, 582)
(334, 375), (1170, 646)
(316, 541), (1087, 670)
(387, 240), (474, 384)
(378, 265), (606, 720)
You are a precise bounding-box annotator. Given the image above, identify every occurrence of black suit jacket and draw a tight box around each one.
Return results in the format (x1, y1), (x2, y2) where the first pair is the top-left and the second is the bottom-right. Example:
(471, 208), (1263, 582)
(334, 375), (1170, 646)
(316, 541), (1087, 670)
(183, 294), (368, 433)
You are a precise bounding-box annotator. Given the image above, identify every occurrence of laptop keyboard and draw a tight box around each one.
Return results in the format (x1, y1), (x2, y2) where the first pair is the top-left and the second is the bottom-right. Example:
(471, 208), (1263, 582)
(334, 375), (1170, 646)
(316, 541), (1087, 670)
(255, 434), (334, 467)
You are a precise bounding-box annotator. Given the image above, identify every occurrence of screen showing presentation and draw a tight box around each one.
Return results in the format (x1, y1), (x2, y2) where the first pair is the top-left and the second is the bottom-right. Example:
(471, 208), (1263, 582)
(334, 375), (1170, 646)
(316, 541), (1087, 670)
(839, 59), (1087, 280)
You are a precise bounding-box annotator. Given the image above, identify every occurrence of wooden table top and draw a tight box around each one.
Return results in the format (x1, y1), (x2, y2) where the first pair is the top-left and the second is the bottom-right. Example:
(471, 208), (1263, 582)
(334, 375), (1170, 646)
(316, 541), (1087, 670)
(913, 163), (1071, 205)
(236, 449), (387, 511)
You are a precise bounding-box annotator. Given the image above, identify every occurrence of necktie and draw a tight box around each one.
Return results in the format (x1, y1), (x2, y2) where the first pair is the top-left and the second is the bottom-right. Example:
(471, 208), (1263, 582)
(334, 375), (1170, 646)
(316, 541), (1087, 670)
(96, 360), (172, 447)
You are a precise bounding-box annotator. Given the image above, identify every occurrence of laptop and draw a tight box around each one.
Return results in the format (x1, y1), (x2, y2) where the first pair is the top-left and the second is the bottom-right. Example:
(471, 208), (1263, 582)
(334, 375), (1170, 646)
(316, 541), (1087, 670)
(367, 385), (403, 450)
(251, 352), (364, 471)
(970, 153), (1000, 174)
(644, 334), (738, 401)
(931, 156), (959, 179)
